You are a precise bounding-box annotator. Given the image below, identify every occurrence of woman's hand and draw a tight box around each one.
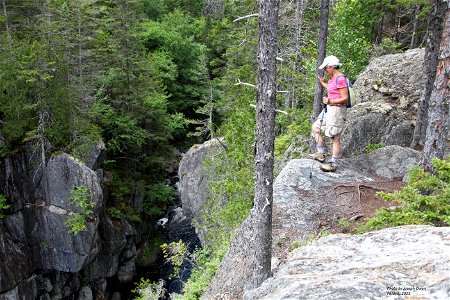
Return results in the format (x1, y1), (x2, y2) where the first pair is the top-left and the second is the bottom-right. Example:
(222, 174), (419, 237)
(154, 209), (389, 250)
(318, 76), (327, 89)
(318, 76), (326, 84)
(322, 97), (329, 105)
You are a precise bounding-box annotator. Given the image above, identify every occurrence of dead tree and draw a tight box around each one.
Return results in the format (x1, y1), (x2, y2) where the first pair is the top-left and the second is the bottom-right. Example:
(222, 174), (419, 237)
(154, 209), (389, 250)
(313, 0), (330, 120)
(252, 0), (278, 288)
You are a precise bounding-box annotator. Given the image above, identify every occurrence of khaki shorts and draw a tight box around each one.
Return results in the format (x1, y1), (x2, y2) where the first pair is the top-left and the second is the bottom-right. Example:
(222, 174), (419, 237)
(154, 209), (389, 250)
(313, 106), (347, 137)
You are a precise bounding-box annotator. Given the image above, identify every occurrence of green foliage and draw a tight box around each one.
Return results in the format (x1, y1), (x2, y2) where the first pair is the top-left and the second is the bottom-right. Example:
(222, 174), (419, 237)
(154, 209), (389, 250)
(328, 0), (429, 79)
(64, 186), (95, 235)
(356, 157), (450, 233)
(181, 246), (223, 300)
(132, 278), (166, 300)
(143, 182), (176, 217)
(289, 234), (317, 251)
(371, 38), (402, 58)
(140, 10), (209, 115)
(364, 143), (385, 154)
(107, 207), (123, 219)
(337, 217), (351, 231)
(161, 240), (188, 280)
(0, 36), (80, 151)
(91, 100), (150, 155)
(145, 0), (203, 19)
(0, 194), (10, 220)
(107, 171), (143, 222)
(274, 110), (312, 158)
(328, 0), (376, 79)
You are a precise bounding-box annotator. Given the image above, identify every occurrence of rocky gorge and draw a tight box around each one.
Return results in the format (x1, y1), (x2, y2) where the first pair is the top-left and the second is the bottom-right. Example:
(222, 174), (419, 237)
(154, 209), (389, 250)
(1, 48), (448, 300)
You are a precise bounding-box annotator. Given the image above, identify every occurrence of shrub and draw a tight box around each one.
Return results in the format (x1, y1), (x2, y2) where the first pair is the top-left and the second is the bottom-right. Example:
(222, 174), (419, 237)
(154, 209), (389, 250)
(64, 186), (95, 235)
(356, 157), (450, 233)
(364, 143), (384, 154)
(0, 194), (10, 219)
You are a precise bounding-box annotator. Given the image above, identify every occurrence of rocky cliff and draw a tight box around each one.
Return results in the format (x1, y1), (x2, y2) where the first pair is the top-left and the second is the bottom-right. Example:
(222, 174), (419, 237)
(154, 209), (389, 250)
(177, 138), (225, 245)
(202, 146), (432, 299)
(0, 143), (145, 299)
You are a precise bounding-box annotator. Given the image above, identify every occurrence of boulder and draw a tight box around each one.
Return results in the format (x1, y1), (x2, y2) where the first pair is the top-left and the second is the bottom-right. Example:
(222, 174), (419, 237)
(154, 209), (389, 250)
(341, 48), (425, 155)
(244, 225), (450, 300)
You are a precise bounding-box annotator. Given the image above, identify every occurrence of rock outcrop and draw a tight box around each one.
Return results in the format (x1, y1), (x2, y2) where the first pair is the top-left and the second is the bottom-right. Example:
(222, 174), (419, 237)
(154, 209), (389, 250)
(177, 138), (225, 244)
(0, 146), (140, 299)
(341, 48), (425, 155)
(244, 225), (450, 300)
(203, 146), (422, 299)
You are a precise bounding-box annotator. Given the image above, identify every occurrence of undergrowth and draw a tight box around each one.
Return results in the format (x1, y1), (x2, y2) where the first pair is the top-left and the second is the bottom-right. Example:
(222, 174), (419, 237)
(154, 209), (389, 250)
(356, 156), (450, 233)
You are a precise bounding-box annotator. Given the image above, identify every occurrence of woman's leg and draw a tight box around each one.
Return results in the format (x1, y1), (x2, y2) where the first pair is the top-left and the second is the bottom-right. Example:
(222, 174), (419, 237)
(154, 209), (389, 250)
(331, 136), (341, 159)
(312, 123), (324, 148)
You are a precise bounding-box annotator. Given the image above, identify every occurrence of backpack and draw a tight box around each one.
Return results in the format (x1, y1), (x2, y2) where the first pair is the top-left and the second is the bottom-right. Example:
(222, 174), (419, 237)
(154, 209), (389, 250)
(335, 76), (354, 108)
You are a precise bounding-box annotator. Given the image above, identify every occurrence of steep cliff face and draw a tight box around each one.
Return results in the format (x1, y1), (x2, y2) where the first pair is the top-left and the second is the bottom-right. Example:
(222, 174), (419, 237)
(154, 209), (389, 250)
(0, 144), (140, 299)
(177, 139), (225, 244)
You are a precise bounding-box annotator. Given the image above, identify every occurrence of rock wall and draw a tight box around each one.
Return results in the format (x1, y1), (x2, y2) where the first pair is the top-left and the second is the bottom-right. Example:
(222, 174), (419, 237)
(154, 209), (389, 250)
(341, 48), (425, 155)
(0, 144), (143, 299)
(177, 138), (225, 244)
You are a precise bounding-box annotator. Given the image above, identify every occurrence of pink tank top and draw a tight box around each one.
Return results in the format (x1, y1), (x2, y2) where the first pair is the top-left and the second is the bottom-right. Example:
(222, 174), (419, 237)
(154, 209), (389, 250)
(327, 76), (348, 106)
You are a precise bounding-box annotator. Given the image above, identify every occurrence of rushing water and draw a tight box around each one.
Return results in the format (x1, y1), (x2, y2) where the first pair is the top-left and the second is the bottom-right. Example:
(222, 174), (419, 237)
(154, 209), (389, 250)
(109, 204), (201, 299)
(160, 205), (202, 294)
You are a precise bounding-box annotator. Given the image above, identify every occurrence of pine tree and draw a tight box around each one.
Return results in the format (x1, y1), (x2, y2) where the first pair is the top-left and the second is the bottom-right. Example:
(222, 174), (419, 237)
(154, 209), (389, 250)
(421, 4), (450, 172)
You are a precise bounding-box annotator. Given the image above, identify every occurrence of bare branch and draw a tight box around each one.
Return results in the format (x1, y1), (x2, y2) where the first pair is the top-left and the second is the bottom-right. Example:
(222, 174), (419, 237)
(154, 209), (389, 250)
(261, 197), (270, 212)
(233, 13), (259, 22)
(234, 79), (256, 89)
(250, 104), (288, 115)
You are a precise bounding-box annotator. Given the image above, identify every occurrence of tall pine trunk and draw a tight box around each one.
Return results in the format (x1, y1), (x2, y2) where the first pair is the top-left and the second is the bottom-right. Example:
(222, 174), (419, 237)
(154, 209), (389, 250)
(252, 0), (278, 288)
(410, 5), (422, 49)
(410, 0), (446, 148)
(421, 5), (450, 172)
(2, 0), (11, 50)
(313, 0), (330, 120)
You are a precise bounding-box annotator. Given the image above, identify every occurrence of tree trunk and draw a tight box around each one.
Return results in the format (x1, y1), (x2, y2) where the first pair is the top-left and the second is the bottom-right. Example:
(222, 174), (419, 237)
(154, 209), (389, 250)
(410, 0), (446, 149)
(421, 5), (450, 172)
(285, 0), (307, 110)
(313, 0), (330, 120)
(410, 5), (422, 49)
(2, 0), (11, 50)
(394, 7), (401, 43)
(252, 0), (278, 288)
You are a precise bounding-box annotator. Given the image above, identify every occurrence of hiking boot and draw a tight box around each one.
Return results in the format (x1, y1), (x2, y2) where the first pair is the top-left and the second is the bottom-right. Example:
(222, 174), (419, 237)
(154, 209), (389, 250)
(320, 162), (337, 172)
(309, 152), (326, 163)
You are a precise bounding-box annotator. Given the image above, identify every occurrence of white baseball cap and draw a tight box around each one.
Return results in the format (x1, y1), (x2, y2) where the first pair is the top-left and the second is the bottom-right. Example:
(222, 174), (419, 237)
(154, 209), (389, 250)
(318, 55), (342, 69)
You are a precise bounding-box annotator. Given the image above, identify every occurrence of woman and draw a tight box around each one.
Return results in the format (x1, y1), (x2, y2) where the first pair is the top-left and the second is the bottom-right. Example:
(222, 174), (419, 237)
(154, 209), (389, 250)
(310, 55), (349, 172)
